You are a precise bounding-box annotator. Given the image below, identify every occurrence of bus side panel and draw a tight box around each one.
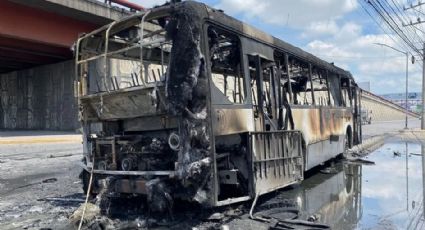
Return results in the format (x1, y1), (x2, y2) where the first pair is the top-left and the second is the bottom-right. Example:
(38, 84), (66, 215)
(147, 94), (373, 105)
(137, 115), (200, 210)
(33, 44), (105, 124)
(212, 107), (254, 136)
(291, 107), (353, 171)
(305, 138), (344, 170)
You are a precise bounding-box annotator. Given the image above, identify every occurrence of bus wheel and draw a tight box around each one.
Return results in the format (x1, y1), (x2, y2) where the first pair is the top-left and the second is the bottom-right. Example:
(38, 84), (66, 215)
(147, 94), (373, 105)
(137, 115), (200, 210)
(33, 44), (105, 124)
(344, 128), (353, 156)
(79, 170), (96, 199)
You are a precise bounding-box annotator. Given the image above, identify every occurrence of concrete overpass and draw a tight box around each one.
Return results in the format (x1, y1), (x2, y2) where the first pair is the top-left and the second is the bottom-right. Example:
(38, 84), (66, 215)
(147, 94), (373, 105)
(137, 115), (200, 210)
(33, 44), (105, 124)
(0, 0), (141, 130)
(0, 0), (136, 73)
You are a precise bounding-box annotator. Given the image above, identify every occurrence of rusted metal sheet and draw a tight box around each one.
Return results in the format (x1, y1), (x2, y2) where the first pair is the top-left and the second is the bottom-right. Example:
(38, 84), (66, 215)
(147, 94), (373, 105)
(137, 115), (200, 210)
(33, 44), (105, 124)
(80, 86), (166, 120)
(250, 131), (303, 195)
(290, 107), (353, 170)
(122, 115), (178, 132)
(212, 108), (254, 135)
(291, 108), (353, 145)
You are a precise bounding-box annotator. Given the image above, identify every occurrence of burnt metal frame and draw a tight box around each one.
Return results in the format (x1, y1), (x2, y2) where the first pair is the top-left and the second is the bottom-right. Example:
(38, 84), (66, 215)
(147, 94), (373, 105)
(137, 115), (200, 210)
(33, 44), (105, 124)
(202, 21), (219, 206)
(74, 2), (362, 207)
(249, 130), (304, 195)
(208, 25), (247, 105)
(204, 16), (355, 204)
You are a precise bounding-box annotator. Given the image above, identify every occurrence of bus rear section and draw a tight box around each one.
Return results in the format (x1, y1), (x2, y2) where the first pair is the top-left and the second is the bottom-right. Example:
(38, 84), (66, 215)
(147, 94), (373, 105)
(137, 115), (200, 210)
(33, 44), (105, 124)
(76, 3), (220, 212)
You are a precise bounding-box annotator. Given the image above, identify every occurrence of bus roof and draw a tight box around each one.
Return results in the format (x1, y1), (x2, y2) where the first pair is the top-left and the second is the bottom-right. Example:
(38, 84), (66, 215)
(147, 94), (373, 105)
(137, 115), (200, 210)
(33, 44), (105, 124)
(77, 1), (354, 80)
(199, 2), (353, 79)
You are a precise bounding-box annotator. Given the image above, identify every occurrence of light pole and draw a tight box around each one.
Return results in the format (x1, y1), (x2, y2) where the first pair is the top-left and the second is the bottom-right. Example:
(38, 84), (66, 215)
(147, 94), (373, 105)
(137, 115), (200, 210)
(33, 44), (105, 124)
(374, 43), (409, 129)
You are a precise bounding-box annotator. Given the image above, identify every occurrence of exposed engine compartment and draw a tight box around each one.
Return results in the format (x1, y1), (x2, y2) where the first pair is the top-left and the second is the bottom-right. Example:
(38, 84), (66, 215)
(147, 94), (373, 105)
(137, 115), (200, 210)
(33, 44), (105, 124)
(91, 134), (177, 172)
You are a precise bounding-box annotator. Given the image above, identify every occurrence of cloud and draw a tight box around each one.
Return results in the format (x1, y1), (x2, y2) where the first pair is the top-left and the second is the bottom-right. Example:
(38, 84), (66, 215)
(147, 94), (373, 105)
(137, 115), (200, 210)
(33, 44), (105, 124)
(213, 0), (423, 94)
(358, 58), (406, 75)
(216, 0), (357, 29)
(303, 27), (421, 94)
(214, 0), (415, 94)
(302, 21), (339, 38)
(306, 40), (360, 59)
(127, 0), (419, 94)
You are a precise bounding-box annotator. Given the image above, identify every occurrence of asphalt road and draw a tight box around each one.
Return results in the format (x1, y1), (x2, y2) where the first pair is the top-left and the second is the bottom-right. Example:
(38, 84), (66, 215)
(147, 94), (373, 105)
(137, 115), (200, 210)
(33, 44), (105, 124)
(362, 118), (421, 138)
(0, 141), (83, 229)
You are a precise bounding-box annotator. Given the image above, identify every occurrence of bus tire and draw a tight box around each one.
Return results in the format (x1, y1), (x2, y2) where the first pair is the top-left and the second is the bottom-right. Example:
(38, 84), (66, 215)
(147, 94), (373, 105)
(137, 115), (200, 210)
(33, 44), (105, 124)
(344, 127), (353, 155)
(79, 170), (96, 199)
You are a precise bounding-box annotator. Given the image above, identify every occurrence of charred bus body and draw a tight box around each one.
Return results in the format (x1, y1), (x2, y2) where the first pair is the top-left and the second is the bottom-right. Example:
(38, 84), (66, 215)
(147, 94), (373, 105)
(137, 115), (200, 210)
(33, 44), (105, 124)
(75, 1), (362, 211)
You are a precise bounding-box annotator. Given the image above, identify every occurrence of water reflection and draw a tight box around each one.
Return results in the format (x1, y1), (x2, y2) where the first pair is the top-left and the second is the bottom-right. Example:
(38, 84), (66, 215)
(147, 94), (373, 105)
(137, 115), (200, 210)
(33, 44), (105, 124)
(276, 163), (363, 229)
(275, 141), (425, 229)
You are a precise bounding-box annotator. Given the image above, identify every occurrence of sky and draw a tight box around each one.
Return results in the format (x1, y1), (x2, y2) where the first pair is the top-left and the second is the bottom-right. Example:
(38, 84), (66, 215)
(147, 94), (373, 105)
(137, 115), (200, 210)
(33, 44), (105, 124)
(130, 0), (424, 95)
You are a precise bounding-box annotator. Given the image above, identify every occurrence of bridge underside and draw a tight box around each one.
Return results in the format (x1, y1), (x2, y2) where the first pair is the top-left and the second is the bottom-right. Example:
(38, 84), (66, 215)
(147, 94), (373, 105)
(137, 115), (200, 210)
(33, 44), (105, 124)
(0, 1), (100, 73)
(0, 0), (131, 130)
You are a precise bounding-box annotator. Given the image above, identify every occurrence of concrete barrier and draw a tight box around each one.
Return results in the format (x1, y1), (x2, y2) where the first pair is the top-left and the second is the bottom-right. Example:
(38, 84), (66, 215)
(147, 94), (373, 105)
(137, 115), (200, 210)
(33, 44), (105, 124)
(0, 131), (82, 144)
(361, 90), (420, 122)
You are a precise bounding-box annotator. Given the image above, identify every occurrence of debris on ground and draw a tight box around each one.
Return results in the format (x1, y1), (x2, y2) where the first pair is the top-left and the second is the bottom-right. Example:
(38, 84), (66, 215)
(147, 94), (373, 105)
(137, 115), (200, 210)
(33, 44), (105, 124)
(42, 178), (58, 183)
(345, 158), (375, 165)
(48, 154), (74, 159)
(307, 214), (319, 222)
(270, 219), (330, 230)
(343, 152), (376, 165)
(393, 151), (401, 157)
(220, 224), (230, 230)
(12, 177), (58, 191)
(83, 216), (147, 230)
(207, 212), (225, 221)
(37, 197), (85, 203)
(224, 207), (243, 217)
(348, 135), (386, 157)
(69, 203), (100, 226)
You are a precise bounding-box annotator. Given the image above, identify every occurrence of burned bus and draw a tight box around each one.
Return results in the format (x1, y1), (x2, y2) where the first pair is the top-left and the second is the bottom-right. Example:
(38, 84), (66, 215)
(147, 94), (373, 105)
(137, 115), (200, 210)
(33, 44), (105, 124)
(75, 1), (362, 211)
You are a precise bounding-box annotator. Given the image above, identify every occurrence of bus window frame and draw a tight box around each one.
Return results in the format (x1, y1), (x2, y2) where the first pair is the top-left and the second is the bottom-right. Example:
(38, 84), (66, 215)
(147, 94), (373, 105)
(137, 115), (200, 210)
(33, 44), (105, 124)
(205, 23), (247, 106)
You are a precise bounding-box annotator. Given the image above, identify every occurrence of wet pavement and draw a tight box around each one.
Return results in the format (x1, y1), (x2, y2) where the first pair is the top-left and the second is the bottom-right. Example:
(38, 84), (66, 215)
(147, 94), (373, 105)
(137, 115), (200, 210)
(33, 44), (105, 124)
(356, 141), (425, 229)
(265, 140), (425, 229)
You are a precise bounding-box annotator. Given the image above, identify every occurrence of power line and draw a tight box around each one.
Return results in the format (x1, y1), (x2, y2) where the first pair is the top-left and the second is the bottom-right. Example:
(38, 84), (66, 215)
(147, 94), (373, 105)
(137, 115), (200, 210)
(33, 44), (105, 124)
(363, 0), (424, 58)
(370, 0), (420, 53)
(388, 0), (424, 47)
(404, 1), (425, 11)
(412, 25), (425, 34)
(369, 0), (421, 53)
(369, 0), (414, 51)
(379, 0), (422, 52)
(359, 1), (412, 53)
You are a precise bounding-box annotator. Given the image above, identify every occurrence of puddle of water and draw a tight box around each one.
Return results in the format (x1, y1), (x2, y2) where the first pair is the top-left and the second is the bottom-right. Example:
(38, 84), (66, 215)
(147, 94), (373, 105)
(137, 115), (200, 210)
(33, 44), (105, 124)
(274, 141), (425, 230)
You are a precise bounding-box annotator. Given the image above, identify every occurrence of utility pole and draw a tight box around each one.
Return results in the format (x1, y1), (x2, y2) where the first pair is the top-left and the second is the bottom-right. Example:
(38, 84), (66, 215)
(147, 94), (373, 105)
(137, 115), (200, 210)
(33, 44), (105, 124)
(374, 43), (409, 129)
(402, 2), (425, 129)
(405, 52), (409, 129)
(422, 43), (425, 129)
